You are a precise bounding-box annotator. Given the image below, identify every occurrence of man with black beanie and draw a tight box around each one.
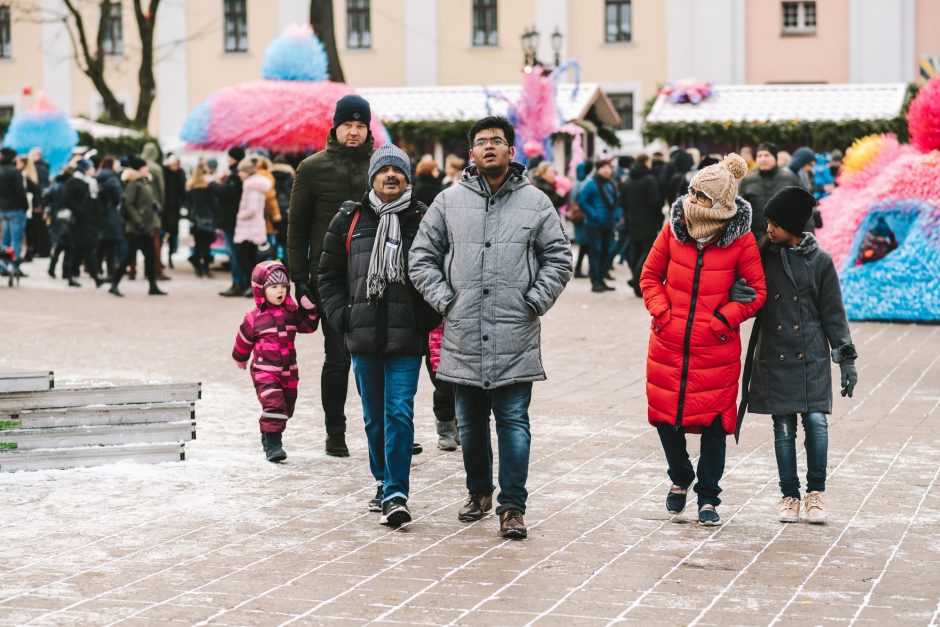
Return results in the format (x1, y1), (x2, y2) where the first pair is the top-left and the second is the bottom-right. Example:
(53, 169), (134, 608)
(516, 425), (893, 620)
(739, 142), (800, 238)
(212, 146), (246, 296)
(287, 94), (374, 457)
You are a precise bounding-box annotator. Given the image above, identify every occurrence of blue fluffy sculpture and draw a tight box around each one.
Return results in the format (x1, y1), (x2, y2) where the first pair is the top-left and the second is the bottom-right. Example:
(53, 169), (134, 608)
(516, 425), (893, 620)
(2, 92), (77, 174)
(261, 22), (329, 82)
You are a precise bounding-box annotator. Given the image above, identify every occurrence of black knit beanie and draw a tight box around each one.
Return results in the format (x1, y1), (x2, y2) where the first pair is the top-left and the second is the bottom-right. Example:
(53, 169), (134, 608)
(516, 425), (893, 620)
(764, 186), (816, 236)
(333, 95), (371, 128)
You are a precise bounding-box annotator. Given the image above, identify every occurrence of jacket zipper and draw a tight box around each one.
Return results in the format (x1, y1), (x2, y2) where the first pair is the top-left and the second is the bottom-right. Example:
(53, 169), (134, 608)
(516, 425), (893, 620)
(675, 247), (706, 430)
(526, 239), (533, 288)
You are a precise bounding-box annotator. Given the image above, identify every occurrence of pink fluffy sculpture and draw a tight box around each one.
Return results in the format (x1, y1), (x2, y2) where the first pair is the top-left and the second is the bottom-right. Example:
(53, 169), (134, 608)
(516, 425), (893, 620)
(908, 78), (940, 153)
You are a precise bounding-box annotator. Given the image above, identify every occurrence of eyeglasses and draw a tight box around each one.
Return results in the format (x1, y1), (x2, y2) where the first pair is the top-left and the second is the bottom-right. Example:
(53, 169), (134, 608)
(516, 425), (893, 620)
(472, 137), (509, 148)
(689, 187), (712, 205)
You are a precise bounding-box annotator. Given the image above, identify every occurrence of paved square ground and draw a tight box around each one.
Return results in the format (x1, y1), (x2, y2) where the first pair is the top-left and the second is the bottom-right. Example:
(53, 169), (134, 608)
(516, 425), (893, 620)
(2, 257), (939, 626)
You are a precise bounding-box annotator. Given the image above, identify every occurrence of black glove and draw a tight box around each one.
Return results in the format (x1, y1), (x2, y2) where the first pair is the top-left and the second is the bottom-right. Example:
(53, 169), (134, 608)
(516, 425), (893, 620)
(729, 278), (757, 304)
(840, 362), (858, 398)
(294, 282), (316, 314)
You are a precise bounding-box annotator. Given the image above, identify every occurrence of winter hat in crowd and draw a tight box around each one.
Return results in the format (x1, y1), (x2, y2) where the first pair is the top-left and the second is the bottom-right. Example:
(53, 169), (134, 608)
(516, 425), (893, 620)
(763, 185), (815, 237)
(788, 147), (815, 173)
(237, 157), (257, 175)
(333, 94), (371, 128)
(127, 156), (147, 171)
(684, 153), (748, 241)
(757, 142), (779, 159)
(228, 146), (246, 162)
(368, 143), (411, 184)
(0, 147), (17, 163)
(74, 159), (93, 173)
(263, 264), (289, 288)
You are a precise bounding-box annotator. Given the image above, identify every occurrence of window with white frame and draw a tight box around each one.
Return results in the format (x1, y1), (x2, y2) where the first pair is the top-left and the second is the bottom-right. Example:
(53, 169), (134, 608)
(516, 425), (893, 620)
(0, 5), (11, 58)
(347, 0), (371, 49)
(472, 0), (497, 47)
(782, 1), (816, 35)
(605, 0), (631, 43)
(608, 92), (634, 131)
(101, 1), (123, 55)
(224, 0), (248, 52)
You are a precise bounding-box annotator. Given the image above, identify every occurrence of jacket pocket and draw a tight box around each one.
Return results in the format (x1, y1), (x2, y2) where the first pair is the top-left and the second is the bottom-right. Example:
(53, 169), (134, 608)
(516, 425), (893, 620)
(651, 309), (671, 335)
(708, 311), (738, 343)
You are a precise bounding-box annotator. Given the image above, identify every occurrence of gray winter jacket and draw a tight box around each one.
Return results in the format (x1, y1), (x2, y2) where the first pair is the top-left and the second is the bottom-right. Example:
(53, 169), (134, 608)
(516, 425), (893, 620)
(746, 233), (857, 415)
(409, 164), (572, 389)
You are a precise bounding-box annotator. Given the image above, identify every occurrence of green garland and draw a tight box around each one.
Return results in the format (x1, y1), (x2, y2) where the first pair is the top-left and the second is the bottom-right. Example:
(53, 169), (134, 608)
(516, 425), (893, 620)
(385, 120), (474, 153)
(642, 83), (920, 152)
(77, 131), (157, 158)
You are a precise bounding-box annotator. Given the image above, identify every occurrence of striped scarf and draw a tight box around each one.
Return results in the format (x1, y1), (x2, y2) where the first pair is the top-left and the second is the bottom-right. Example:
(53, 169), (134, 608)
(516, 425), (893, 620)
(367, 188), (412, 302)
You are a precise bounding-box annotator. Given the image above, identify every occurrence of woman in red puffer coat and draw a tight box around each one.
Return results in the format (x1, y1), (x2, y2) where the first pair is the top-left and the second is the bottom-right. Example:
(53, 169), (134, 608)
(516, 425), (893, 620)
(640, 153), (766, 526)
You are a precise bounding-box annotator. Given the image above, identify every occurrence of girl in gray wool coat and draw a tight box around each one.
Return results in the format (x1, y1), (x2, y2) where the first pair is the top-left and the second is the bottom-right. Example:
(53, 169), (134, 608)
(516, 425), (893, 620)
(735, 186), (858, 525)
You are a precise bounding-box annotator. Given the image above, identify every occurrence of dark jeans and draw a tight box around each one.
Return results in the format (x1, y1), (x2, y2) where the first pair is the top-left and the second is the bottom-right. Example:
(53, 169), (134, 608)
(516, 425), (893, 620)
(113, 232), (158, 288)
(629, 237), (655, 283)
(97, 239), (123, 277)
(350, 352), (421, 503)
(234, 241), (258, 287)
(453, 382), (532, 514)
(584, 225), (613, 287)
(773, 412), (828, 499)
(222, 230), (244, 288)
(656, 416), (727, 507)
(192, 229), (214, 271)
(424, 352), (455, 423)
(69, 239), (101, 280)
(320, 312), (350, 434)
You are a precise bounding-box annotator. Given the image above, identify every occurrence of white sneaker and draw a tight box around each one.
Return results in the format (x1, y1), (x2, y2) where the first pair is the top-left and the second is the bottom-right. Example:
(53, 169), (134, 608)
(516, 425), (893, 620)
(804, 491), (827, 524)
(778, 496), (801, 523)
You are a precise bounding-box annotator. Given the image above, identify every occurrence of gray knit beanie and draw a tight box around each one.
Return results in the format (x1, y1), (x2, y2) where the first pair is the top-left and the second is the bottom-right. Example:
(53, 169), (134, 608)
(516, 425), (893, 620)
(369, 144), (411, 184)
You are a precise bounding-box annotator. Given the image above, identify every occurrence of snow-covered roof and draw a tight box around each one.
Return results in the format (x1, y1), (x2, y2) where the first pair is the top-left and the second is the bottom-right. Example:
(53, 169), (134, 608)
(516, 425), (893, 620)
(357, 82), (621, 127)
(646, 83), (908, 124)
(69, 117), (142, 138)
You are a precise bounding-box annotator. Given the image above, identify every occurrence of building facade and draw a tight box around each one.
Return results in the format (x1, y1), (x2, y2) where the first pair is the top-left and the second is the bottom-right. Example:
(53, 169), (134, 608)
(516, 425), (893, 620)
(0, 0), (937, 148)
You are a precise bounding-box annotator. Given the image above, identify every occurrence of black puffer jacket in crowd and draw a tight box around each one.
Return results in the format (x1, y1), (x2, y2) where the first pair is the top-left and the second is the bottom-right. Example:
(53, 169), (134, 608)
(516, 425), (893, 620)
(317, 193), (441, 355)
(624, 163), (664, 242)
(96, 168), (125, 242)
(287, 132), (374, 291)
(0, 162), (29, 211)
(62, 173), (101, 245)
(209, 165), (242, 233)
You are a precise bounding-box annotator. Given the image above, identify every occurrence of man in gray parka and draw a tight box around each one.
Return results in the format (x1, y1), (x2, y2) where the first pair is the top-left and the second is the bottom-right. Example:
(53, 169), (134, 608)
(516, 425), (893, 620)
(409, 116), (572, 539)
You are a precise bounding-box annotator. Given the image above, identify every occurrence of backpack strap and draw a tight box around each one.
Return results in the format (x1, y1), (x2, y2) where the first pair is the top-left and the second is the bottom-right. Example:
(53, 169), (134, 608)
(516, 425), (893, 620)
(341, 201), (362, 254)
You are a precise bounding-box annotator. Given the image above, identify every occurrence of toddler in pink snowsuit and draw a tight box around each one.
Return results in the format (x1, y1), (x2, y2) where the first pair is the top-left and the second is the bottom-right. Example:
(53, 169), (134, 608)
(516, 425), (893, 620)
(232, 260), (318, 462)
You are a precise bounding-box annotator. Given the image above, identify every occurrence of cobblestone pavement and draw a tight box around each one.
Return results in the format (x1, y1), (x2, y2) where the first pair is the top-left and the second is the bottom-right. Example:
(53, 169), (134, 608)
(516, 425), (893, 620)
(2, 256), (939, 626)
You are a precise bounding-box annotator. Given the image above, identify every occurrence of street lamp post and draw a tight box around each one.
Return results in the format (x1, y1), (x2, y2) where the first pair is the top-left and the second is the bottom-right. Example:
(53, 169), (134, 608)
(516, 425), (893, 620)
(521, 25), (563, 71)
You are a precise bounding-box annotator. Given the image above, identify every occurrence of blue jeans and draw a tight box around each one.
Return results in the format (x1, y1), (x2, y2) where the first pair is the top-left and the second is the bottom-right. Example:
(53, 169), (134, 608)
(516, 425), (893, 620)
(453, 382), (532, 514)
(584, 225), (613, 287)
(1, 209), (27, 266)
(222, 229), (245, 288)
(773, 412), (828, 499)
(350, 353), (421, 503)
(656, 415), (727, 507)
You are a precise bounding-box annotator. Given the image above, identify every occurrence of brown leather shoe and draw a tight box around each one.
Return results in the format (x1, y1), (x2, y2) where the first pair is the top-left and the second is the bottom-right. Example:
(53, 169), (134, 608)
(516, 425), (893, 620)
(457, 493), (493, 522)
(499, 509), (527, 539)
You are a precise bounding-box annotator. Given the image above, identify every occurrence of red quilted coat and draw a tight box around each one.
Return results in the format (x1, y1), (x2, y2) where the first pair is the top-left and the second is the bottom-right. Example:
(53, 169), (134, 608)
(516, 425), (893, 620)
(640, 197), (767, 434)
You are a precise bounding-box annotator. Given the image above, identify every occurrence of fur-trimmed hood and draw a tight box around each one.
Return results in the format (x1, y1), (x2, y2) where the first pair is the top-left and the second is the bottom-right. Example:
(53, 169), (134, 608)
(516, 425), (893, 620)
(765, 231), (820, 257)
(669, 194), (753, 248)
(271, 162), (296, 177)
(120, 168), (151, 183)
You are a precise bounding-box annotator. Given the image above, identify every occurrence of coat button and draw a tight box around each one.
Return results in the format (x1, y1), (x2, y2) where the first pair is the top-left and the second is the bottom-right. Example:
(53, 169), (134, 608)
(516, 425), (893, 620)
(483, 381), (490, 388)
(793, 324), (800, 331)
(489, 198), (495, 205)
(719, 334), (727, 341)
(485, 242), (491, 248)
(483, 288), (490, 295)
(797, 352), (805, 360)
(778, 354), (785, 361)
(776, 324), (783, 331)
(773, 293), (780, 300)
(792, 295), (799, 302)
(483, 335), (489, 341)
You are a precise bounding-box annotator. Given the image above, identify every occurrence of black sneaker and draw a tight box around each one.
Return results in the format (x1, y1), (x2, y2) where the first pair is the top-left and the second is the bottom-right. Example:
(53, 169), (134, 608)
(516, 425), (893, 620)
(666, 485), (688, 515)
(412, 442), (423, 455)
(698, 504), (721, 526)
(368, 484), (383, 512)
(380, 497), (411, 526)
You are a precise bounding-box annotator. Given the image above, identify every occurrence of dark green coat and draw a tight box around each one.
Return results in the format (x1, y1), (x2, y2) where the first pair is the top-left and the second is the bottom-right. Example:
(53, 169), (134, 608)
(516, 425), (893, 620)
(746, 234), (856, 415)
(120, 170), (156, 236)
(286, 132), (374, 292)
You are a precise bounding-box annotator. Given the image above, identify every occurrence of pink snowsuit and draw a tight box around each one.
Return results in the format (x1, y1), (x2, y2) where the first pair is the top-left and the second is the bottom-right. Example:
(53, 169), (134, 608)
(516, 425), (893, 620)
(232, 261), (318, 434)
